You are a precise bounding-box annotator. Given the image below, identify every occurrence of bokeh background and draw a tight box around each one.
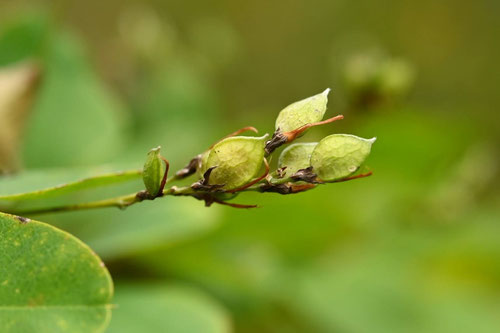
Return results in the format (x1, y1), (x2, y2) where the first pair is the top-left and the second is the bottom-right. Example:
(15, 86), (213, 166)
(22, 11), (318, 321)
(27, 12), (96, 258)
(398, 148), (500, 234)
(1, 0), (499, 332)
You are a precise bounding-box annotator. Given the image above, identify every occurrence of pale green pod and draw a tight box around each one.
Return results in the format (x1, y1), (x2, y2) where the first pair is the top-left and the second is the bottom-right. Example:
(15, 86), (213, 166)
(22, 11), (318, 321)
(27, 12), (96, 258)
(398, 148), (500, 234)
(275, 89), (330, 133)
(142, 146), (165, 196)
(278, 142), (318, 177)
(311, 134), (376, 181)
(206, 135), (268, 190)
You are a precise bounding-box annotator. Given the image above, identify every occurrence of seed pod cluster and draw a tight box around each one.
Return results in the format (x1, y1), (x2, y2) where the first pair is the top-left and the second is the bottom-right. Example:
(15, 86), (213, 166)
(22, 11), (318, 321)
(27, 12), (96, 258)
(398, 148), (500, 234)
(142, 89), (376, 208)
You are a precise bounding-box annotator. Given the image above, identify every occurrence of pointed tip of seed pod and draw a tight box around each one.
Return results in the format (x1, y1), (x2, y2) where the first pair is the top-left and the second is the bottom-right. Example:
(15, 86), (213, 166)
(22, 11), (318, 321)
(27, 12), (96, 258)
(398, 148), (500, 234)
(322, 88), (331, 96)
(150, 146), (161, 153)
(369, 137), (377, 144)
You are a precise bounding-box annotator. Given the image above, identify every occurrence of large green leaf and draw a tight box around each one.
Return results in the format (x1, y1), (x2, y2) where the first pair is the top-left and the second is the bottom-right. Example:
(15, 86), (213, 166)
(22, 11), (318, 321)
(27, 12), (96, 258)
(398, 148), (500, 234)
(21, 32), (127, 168)
(0, 212), (113, 333)
(0, 14), (48, 66)
(0, 170), (141, 203)
(107, 284), (231, 333)
(61, 199), (221, 260)
(0, 168), (221, 260)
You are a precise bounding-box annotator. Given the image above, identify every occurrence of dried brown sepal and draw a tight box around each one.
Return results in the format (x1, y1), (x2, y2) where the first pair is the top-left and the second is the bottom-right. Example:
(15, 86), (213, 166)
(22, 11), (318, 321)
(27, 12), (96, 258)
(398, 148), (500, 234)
(291, 167), (321, 184)
(157, 156), (170, 196)
(265, 115), (344, 154)
(190, 192), (257, 209)
(191, 166), (225, 192)
(276, 166), (287, 179)
(265, 130), (288, 155)
(212, 198), (258, 209)
(260, 182), (317, 194)
(175, 154), (201, 179)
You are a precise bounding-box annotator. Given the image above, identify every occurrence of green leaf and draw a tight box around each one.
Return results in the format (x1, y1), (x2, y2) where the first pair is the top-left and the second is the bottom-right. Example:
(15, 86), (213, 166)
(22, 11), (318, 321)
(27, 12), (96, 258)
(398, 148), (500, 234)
(70, 200), (221, 260)
(21, 32), (127, 168)
(311, 134), (375, 181)
(142, 147), (165, 196)
(0, 14), (48, 66)
(0, 212), (113, 333)
(107, 284), (231, 333)
(0, 167), (220, 260)
(278, 143), (318, 178)
(0, 169), (141, 203)
(206, 135), (267, 190)
(275, 89), (330, 133)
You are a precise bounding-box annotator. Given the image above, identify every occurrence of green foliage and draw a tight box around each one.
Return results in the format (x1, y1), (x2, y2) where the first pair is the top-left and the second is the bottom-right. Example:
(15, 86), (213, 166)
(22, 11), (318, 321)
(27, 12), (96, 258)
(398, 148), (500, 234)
(2, 5), (498, 333)
(0, 170), (141, 203)
(0, 212), (112, 333)
(107, 284), (231, 333)
(21, 33), (127, 168)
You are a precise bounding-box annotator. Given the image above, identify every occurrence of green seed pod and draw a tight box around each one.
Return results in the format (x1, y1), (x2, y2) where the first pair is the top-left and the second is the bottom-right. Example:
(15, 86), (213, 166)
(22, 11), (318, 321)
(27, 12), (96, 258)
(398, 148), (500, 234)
(275, 89), (330, 133)
(142, 146), (165, 196)
(206, 135), (268, 190)
(278, 142), (318, 178)
(311, 134), (375, 181)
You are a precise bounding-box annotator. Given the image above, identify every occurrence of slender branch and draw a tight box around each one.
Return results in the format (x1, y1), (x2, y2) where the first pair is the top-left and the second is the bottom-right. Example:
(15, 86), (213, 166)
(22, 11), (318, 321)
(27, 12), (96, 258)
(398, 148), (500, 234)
(9, 185), (194, 216)
(284, 114), (344, 142)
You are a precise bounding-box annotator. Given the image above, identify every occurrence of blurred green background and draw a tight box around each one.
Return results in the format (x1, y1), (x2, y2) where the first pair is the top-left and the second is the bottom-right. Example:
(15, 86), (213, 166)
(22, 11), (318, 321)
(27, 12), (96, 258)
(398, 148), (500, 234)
(1, 0), (499, 332)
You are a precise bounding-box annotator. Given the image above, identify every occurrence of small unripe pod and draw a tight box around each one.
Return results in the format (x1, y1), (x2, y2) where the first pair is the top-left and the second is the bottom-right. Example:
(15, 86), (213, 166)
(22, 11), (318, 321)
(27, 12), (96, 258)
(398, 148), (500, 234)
(142, 146), (166, 196)
(278, 143), (318, 178)
(275, 89), (330, 133)
(204, 135), (268, 190)
(311, 134), (375, 181)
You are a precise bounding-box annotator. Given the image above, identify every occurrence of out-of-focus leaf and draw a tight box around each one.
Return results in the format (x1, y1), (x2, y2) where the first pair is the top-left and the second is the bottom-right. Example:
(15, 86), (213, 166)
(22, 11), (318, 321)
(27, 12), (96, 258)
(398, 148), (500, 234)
(62, 199), (221, 260)
(311, 134), (375, 181)
(107, 284), (231, 333)
(0, 61), (41, 173)
(21, 33), (128, 168)
(0, 212), (113, 333)
(275, 89), (329, 133)
(280, 225), (500, 333)
(0, 169), (141, 203)
(206, 136), (267, 190)
(0, 166), (143, 214)
(277, 143), (317, 177)
(0, 167), (220, 260)
(0, 15), (48, 66)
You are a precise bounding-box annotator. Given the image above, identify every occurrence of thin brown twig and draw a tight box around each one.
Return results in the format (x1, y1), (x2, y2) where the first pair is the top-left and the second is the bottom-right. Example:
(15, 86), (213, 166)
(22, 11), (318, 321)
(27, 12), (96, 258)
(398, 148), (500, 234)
(284, 114), (344, 142)
(209, 126), (259, 149)
(157, 156), (170, 197)
(329, 171), (373, 183)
